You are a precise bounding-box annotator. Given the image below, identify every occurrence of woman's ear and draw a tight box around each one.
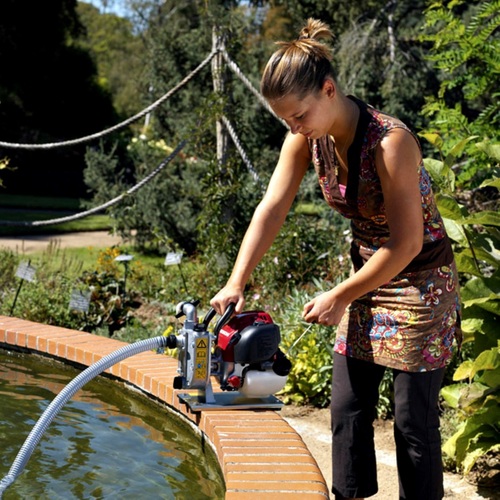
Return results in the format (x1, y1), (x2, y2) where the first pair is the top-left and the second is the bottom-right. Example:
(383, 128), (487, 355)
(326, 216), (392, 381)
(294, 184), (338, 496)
(323, 79), (336, 99)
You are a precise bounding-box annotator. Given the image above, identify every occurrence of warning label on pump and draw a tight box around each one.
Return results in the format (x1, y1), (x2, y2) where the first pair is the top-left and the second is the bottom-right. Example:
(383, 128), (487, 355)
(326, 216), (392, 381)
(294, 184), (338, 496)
(196, 339), (207, 349)
(195, 338), (208, 380)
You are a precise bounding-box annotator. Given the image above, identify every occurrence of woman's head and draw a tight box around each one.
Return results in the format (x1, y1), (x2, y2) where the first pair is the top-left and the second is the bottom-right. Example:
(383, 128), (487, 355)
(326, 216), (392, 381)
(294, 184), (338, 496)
(261, 18), (336, 103)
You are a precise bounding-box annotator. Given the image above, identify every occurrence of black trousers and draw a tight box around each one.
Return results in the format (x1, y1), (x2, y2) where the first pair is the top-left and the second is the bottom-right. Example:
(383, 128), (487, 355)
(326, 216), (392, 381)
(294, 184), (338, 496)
(330, 352), (445, 499)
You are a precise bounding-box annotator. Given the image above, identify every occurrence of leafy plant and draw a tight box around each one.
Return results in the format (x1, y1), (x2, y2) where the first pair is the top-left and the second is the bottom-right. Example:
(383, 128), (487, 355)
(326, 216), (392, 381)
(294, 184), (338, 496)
(273, 281), (335, 408)
(420, 0), (500, 188)
(419, 3), (500, 477)
(75, 269), (141, 336)
(0, 246), (84, 329)
(441, 343), (500, 476)
(421, 136), (500, 477)
(0, 249), (17, 299)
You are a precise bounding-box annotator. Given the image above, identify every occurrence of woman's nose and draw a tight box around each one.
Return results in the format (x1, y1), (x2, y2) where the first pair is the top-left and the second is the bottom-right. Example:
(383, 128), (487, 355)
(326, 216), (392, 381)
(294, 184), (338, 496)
(290, 123), (301, 134)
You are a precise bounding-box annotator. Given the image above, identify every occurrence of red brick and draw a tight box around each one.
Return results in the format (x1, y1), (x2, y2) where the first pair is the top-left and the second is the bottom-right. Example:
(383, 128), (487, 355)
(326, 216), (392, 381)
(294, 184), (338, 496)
(229, 470), (325, 482)
(225, 491), (329, 499)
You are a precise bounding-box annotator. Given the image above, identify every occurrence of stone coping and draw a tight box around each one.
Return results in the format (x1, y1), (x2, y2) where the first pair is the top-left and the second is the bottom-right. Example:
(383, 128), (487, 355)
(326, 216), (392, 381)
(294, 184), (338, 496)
(0, 316), (330, 499)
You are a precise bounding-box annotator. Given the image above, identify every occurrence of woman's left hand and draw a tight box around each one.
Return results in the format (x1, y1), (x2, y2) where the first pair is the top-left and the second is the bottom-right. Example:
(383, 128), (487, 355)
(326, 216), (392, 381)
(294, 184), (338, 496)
(302, 289), (348, 326)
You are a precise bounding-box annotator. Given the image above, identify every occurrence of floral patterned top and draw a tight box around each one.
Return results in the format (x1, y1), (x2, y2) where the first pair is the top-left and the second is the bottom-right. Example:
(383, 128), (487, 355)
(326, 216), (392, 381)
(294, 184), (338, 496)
(309, 97), (461, 372)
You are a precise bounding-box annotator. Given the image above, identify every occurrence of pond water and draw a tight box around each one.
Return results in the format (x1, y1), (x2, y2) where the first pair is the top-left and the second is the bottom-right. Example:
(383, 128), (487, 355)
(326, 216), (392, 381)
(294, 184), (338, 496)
(0, 349), (225, 499)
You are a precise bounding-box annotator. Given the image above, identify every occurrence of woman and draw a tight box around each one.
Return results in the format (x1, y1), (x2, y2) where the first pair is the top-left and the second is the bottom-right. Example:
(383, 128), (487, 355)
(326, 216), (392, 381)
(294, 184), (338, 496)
(210, 18), (461, 500)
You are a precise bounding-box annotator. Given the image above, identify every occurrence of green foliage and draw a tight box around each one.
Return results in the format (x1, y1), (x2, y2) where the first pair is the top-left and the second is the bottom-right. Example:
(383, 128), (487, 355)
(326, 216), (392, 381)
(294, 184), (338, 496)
(197, 154), (263, 285)
(77, 1), (145, 119)
(420, 0), (500, 187)
(126, 135), (209, 254)
(75, 269), (141, 336)
(0, 0), (119, 197)
(419, 4), (499, 477)
(421, 0), (499, 105)
(422, 134), (500, 282)
(272, 281), (336, 408)
(440, 343), (500, 476)
(375, 369), (395, 420)
(250, 209), (351, 302)
(335, 0), (437, 130)
(0, 249), (18, 304)
(0, 244), (85, 328)
(422, 135), (500, 475)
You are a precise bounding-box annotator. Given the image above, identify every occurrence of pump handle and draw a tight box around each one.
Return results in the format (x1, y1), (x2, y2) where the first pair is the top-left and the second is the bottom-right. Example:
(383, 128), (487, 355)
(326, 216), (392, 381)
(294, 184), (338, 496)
(203, 302), (236, 338)
(201, 307), (217, 329)
(213, 302), (236, 338)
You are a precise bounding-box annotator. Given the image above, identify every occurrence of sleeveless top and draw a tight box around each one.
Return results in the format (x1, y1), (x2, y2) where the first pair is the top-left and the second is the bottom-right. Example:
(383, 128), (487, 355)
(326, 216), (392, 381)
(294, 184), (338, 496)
(309, 97), (461, 372)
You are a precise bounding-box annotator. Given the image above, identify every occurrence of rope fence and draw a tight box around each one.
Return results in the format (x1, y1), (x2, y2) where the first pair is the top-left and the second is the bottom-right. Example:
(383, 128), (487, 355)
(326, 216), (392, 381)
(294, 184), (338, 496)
(221, 115), (264, 191)
(0, 43), (287, 226)
(221, 50), (288, 129)
(0, 141), (187, 227)
(0, 51), (217, 150)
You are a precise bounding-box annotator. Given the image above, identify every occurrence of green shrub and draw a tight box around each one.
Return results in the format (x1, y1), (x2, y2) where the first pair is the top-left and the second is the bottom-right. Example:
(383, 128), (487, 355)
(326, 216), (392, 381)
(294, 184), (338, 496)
(2, 268), (82, 329)
(441, 344), (500, 476)
(0, 249), (17, 306)
(422, 136), (500, 476)
(272, 281), (335, 408)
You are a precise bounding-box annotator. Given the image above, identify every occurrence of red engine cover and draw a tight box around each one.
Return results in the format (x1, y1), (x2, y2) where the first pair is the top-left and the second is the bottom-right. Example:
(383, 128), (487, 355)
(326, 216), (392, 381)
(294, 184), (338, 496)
(217, 311), (274, 362)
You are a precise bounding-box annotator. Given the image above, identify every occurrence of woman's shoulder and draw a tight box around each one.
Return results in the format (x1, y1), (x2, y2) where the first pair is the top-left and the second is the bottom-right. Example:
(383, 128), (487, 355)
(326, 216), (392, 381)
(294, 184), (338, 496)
(359, 101), (414, 151)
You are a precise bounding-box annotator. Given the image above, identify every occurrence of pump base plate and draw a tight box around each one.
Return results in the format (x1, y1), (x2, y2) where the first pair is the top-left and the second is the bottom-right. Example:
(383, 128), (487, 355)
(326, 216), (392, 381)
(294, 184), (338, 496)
(177, 391), (283, 411)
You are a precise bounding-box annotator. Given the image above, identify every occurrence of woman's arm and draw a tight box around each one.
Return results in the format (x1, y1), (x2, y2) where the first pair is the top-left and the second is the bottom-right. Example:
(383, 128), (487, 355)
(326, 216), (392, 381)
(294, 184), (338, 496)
(210, 132), (311, 315)
(303, 128), (424, 325)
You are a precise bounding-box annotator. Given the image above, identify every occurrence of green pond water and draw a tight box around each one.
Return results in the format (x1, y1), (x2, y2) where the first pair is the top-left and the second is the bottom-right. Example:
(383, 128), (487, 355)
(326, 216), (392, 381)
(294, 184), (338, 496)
(0, 349), (225, 499)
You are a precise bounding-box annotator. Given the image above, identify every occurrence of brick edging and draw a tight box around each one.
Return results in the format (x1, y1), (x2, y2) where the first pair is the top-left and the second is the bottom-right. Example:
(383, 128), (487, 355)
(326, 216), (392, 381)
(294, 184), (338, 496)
(0, 316), (329, 499)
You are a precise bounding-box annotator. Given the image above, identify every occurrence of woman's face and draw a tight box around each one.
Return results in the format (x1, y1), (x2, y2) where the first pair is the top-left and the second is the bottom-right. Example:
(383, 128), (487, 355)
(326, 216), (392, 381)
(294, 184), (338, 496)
(269, 83), (335, 139)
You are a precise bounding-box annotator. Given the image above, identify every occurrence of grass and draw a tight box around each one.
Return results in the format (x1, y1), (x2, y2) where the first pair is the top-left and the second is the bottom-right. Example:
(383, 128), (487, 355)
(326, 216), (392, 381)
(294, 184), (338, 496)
(0, 194), (167, 283)
(0, 194), (113, 236)
(0, 194), (83, 210)
(0, 213), (112, 236)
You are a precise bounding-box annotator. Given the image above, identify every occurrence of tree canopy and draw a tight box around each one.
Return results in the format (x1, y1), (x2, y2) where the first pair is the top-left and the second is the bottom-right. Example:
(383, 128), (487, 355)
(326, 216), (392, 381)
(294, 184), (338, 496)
(0, 0), (119, 196)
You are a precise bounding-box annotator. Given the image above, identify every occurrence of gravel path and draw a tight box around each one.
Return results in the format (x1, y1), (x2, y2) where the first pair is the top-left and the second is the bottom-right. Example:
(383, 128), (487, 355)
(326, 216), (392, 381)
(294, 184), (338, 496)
(0, 231), (124, 253)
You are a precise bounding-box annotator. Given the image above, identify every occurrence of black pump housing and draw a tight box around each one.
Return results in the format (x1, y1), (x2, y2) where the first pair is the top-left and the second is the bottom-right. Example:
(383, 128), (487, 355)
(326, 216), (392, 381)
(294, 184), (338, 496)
(233, 323), (281, 364)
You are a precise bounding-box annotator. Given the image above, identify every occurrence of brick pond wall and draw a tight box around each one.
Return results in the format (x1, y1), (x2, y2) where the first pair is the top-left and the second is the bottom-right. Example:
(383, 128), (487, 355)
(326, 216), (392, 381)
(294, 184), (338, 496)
(0, 316), (329, 499)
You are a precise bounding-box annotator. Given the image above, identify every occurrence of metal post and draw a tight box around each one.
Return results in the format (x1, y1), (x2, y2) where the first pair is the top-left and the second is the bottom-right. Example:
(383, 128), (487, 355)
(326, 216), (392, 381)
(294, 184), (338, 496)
(114, 254), (134, 297)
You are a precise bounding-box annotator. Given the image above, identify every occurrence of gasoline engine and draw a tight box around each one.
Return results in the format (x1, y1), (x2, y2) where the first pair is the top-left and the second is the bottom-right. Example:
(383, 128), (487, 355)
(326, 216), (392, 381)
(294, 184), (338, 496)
(165, 301), (292, 410)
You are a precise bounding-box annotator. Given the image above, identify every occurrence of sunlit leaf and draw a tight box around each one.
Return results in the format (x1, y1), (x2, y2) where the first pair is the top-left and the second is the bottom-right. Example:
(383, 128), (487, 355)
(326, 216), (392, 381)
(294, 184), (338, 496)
(436, 193), (467, 220)
(453, 360), (475, 381)
(441, 383), (464, 407)
(460, 211), (500, 227)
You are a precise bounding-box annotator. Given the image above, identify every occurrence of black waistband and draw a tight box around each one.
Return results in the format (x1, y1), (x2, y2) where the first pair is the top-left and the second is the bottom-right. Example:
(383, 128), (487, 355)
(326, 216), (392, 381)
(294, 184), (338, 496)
(351, 235), (454, 274)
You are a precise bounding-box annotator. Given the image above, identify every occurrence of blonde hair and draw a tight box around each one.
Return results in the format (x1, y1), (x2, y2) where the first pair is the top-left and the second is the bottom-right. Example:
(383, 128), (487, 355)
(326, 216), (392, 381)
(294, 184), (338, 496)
(261, 19), (335, 101)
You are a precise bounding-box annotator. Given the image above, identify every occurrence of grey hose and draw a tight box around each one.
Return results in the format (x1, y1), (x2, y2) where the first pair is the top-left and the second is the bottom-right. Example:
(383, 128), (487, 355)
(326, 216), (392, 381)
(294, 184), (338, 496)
(0, 335), (170, 497)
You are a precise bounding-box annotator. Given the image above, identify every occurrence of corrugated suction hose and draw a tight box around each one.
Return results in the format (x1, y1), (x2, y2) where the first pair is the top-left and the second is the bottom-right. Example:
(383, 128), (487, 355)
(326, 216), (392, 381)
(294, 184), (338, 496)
(0, 335), (171, 497)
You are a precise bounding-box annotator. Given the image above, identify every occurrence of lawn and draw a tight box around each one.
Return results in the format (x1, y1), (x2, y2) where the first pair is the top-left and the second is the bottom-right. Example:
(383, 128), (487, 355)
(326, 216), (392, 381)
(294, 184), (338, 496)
(0, 194), (113, 236)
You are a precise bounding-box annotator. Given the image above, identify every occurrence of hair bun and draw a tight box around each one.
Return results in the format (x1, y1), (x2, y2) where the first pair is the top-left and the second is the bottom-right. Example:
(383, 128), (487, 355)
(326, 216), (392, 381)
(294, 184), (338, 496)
(297, 18), (333, 44)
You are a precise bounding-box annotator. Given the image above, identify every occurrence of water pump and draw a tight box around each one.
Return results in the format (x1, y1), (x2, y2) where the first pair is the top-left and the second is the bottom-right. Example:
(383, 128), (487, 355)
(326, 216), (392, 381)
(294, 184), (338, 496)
(165, 301), (291, 410)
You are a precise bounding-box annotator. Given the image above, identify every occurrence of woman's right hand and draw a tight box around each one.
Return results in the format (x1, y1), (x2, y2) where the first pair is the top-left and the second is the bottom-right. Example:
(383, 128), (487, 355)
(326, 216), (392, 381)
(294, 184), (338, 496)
(210, 284), (245, 316)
